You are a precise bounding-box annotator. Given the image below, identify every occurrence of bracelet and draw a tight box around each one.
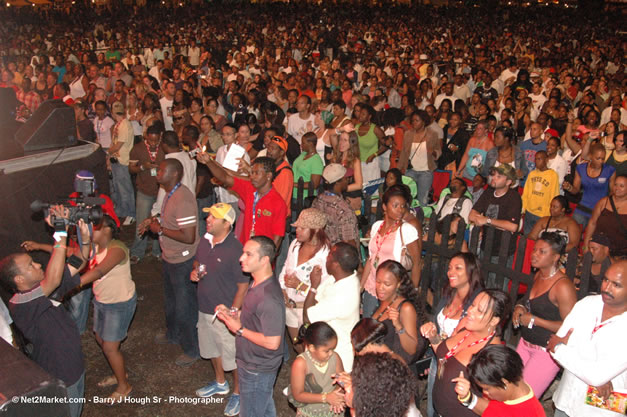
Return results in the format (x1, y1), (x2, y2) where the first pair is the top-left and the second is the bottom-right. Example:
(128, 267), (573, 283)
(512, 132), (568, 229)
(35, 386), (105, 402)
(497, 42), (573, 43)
(396, 327), (405, 335)
(527, 316), (535, 329)
(53, 231), (67, 242)
(309, 287), (317, 294)
(53, 244), (67, 249)
(81, 241), (92, 246)
(321, 392), (327, 404)
(458, 391), (472, 403)
(296, 282), (303, 292)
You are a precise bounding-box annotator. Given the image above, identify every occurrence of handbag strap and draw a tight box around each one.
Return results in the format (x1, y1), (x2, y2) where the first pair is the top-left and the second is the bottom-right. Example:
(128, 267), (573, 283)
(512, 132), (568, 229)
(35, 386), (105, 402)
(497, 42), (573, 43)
(608, 196), (627, 239)
(399, 222), (407, 249)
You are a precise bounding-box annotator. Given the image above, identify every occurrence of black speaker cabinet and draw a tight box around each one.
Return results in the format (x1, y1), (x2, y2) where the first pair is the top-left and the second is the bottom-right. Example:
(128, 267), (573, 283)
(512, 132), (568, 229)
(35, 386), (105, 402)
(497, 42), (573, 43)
(0, 338), (70, 416)
(14, 100), (77, 153)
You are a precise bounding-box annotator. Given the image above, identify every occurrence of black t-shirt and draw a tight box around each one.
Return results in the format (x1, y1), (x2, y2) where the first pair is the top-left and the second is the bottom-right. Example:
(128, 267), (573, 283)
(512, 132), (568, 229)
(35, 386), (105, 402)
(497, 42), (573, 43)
(472, 187), (522, 256)
(236, 275), (285, 372)
(195, 232), (249, 314)
(9, 267), (84, 386)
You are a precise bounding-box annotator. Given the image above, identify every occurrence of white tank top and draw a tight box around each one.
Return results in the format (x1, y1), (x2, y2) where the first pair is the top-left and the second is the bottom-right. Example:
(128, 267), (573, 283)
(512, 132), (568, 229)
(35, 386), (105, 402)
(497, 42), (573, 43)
(69, 74), (86, 100)
(410, 141), (429, 171)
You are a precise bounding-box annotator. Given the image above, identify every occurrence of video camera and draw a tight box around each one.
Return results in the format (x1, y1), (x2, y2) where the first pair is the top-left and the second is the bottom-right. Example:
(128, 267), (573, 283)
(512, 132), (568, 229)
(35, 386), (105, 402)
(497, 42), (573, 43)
(30, 196), (105, 228)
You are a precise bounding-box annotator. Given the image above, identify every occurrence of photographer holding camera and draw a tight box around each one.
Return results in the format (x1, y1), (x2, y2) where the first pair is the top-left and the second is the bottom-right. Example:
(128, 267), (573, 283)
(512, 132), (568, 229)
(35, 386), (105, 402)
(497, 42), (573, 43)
(0, 206), (90, 417)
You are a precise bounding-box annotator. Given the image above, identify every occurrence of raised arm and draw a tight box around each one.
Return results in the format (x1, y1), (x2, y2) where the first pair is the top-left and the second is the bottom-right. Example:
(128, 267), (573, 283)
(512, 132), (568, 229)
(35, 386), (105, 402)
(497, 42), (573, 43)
(197, 152), (234, 189)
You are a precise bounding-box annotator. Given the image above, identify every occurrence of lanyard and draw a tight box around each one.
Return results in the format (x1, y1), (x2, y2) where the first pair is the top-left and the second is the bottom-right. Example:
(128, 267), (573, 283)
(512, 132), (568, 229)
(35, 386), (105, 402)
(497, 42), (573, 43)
(162, 183), (181, 214)
(592, 317), (615, 336)
(250, 189), (269, 237)
(444, 330), (495, 361)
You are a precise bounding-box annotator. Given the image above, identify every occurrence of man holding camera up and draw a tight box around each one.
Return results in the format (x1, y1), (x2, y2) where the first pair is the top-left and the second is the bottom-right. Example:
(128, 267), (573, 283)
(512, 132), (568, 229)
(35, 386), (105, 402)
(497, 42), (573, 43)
(0, 207), (89, 417)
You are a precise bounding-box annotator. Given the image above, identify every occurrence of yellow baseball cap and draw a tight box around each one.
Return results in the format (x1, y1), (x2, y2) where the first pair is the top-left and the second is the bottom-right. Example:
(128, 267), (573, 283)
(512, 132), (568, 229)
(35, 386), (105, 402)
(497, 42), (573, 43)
(202, 203), (236, 225)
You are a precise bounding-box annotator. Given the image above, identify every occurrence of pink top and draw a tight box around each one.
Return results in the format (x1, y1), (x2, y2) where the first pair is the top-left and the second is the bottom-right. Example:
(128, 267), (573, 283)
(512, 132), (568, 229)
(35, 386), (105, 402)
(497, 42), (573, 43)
(365, 222), (398, 297)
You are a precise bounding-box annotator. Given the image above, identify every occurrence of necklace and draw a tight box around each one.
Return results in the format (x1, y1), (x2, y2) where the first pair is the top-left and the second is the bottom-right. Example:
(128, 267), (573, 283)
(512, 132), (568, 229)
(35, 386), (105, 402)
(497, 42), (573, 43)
(372, 220), (400, 269)
(438, 330), (495, 379)
(539, 265), (558, 280)
(374, 293), (399, 321)
(305, 349), (329, 371)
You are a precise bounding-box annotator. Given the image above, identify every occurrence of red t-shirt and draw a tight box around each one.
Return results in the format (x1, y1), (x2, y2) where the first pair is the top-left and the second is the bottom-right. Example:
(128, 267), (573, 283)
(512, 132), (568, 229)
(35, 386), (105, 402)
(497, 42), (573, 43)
(483, 391), (546, 417)
(231, 178), (287, 245)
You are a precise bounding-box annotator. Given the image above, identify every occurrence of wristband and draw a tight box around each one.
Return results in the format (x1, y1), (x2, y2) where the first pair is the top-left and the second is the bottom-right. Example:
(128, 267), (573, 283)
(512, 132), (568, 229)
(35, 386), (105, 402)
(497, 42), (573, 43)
(528, 316), (535, 329)
(53, 244), (67, 250)
(67, 254), (83, 269)
(396, 327), (405, 335)
(321, 392), (327, 403)
(467, 394), (478, 409)
(236, 327), (244, 337)
(53, 231), (67, 242)
(309, 287), (317, 294)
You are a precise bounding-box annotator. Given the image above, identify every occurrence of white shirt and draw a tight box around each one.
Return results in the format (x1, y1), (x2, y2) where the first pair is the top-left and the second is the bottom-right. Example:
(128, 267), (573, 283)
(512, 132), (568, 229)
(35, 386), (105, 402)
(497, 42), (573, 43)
(214, 143), (251, 204)
(159, 97), (174, 131)
(0, 298), (13, 346)
(552, 295), (627, 417)
(600, 106), (627, 126)
(94, 116), (115, 149)
(434, 195), (473, 223)
(547, 154), (569, 190)
(307, 272), (360, 372)
(278, 241), (329, 304)
(453, 84), (471, 103)
(151, 152), (197, 216)
(434, 93), (457, 110)
(287, 112), (317, 144)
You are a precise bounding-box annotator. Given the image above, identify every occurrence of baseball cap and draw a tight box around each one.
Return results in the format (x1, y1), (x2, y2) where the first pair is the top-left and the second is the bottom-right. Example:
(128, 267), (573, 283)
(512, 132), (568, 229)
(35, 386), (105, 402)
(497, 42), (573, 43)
(322, 163), (347, 184)
(111, 101), (125, 115)
(202, 202), (236, 225)
(270, 135), (288, 152)
(490, 164), (517, 182)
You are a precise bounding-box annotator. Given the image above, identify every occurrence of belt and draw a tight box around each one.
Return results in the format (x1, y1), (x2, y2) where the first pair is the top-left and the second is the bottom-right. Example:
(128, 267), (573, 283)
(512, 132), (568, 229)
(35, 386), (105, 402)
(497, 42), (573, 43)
(522, 338), (547, 352)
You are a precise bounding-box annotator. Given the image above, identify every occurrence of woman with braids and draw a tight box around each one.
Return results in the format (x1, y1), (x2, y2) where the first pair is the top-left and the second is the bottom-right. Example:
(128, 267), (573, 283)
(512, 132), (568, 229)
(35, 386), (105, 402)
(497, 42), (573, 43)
(422, 289), (510, 417)
(512, 232), (577, 398)
(452, 345), (546, 416)
(371, 260), (427, 364)
(289, 322), (345, 417)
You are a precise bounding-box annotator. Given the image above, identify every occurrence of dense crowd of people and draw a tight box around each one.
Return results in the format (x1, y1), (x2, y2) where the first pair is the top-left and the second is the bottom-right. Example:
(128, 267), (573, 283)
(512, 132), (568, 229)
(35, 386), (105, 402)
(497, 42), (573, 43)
(0, 2), (626, 417)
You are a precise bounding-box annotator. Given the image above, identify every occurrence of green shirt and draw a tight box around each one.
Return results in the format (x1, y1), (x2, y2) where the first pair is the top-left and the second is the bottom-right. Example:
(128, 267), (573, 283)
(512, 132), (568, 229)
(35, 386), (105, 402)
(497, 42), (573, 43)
(292, 152), (324, 199)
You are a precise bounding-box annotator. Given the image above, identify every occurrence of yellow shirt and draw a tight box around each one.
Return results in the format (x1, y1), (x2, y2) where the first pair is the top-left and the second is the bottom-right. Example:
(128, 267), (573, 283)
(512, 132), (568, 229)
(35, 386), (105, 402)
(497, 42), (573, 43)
(522, 168), (560, 217)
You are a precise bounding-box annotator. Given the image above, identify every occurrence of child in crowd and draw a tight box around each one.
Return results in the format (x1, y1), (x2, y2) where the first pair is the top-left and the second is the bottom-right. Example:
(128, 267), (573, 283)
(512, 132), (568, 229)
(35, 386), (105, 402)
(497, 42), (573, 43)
(289, 322), (346, 417)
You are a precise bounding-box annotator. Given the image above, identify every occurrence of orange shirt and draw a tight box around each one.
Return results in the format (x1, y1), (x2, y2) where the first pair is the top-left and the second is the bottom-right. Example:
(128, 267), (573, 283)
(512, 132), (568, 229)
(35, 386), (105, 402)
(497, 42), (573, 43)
(273, 160), (294, 216)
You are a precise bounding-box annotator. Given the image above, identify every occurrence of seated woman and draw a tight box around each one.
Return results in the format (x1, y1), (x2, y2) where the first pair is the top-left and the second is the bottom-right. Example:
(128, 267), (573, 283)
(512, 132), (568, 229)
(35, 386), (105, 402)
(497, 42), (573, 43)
(528, 195), (581, 253)
(279, 208), (330, 352)
(453, 345), (546, 416)
(372, 260), (427, 364)
(513, 232), (577, 398)
(423, 289), (511, 417)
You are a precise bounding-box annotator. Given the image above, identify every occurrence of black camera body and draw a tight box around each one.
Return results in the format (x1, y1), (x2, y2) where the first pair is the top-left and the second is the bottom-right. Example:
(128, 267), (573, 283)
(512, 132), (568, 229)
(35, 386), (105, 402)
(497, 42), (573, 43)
(31, 197), (105, 227)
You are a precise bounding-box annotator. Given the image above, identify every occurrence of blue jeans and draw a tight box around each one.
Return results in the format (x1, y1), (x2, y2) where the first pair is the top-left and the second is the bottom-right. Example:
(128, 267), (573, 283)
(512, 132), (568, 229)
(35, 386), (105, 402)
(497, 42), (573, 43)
(406, 169), (434, 206)
(163, 258), (199, 358)
(238, 365), (278, 417)
(110, 162), (136, 218)
(130, 191), (160, 259)
(523, 211), (541, 236)
(361, 291), (379, 318)
(66, 371), (85, 417)
(573, 210), (590, 229)
(68, 287), (92, 335)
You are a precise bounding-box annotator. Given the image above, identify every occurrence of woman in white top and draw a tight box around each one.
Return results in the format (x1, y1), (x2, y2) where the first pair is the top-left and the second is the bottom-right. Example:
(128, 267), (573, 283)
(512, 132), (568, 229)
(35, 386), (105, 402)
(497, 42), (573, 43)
(279, 208), (331, 352)
(68, 64), (88, 100)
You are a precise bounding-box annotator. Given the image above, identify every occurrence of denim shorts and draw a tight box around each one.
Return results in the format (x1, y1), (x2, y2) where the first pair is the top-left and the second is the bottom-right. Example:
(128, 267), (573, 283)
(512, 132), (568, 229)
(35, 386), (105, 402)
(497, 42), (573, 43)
(93, 292), (137, 342)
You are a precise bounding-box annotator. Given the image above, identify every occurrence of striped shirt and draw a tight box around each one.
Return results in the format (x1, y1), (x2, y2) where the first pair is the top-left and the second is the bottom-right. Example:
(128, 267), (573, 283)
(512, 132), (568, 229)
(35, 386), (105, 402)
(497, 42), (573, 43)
(160, 184), (199, 263)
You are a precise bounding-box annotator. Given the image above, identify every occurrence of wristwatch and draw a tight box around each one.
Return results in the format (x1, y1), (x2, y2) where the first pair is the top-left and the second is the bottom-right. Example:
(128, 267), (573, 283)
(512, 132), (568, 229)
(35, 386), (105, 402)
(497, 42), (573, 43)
(236, 327), (244, 337)
(486, 217), (492, 225)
